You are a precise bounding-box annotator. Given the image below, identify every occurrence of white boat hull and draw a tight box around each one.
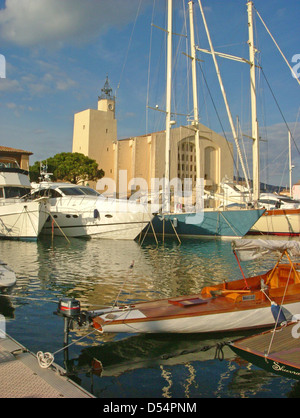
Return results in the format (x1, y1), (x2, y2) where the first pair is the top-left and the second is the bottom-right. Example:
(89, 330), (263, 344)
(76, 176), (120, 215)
(43, 211), (153, 240)
(0, 199), (49, 240)
(95, 300), (300, 334)
(41, 197), (153, 239)
(250, 209), (300, 236)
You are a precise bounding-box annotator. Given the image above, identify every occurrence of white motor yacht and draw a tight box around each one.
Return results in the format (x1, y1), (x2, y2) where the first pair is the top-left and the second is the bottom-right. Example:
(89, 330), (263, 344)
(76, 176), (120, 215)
(31, 175), (153, 240)
(257, 193), (300, 210)
(0, 157), (49, 240)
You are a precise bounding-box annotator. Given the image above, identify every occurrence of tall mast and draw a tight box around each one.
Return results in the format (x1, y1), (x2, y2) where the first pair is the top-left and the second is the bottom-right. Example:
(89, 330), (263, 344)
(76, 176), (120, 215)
(247, 1), (260, 202)
(288, 130), (292, 197)
(188, 1), (200, 180)
(164, 0), (173, 213)
(198, 0), (251, 196)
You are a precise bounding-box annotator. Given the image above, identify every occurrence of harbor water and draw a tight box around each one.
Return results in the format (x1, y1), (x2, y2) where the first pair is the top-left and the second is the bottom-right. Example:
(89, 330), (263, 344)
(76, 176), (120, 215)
(0, 235), (299, 398)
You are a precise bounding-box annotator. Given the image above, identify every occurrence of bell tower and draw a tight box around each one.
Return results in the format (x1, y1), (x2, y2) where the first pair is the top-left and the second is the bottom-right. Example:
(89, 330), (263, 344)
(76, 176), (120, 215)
(72, 76), (118, 188)
(97, 76), (115, 118)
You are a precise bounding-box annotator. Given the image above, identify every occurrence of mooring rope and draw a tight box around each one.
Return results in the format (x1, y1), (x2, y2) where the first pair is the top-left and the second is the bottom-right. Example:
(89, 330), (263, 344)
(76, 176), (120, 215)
(37, 328), (103, 369)
(265, 265), (293, 361)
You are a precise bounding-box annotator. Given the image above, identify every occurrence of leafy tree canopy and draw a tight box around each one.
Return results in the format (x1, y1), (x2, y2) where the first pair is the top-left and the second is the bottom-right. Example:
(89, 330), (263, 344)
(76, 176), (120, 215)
(30, 152), (104, 184)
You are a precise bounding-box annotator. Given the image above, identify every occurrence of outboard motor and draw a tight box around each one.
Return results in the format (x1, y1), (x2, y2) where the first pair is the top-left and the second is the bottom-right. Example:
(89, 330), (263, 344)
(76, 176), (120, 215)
(57, 298), (81, 318)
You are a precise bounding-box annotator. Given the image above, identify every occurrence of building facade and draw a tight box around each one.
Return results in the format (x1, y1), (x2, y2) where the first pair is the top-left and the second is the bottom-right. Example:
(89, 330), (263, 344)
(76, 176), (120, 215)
(72, 79), (234, 205)
(0, 146), (32, 171)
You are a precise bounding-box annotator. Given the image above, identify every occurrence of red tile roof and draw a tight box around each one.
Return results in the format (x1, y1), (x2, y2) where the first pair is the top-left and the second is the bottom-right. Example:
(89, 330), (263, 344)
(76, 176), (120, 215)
(0, 146), (32, 155)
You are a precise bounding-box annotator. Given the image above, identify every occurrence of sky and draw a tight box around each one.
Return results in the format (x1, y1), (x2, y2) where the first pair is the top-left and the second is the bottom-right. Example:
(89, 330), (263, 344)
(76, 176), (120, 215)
(0, 0), (299, 189)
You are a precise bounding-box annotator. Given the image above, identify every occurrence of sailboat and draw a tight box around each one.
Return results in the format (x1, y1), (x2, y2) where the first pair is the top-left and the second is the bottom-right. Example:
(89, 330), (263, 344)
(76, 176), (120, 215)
(150, 0), (265, 239)
(87, 239), (300, 334)
(196, 1), (300, 237)
(249, 207), (300, 236)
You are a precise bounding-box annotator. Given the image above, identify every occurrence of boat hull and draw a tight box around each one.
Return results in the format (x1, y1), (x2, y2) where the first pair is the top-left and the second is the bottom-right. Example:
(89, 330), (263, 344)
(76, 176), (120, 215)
(93, 300), (300, 334)
(250, 209), (300, 236)
(42, 210), (153, 240)
(0, 199), (49, 240)
(152, 208), (265, 238)
(91, 261), (300, 334)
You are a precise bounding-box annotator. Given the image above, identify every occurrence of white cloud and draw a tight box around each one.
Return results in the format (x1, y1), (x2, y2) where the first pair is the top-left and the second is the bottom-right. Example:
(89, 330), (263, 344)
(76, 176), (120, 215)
(0, 78), (21, 91)
(55, 78), (76, 91)
(0, 0), (148, 47)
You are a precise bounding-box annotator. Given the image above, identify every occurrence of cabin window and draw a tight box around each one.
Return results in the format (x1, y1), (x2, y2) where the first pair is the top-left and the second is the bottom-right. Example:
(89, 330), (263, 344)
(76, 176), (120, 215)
(49, 189), (63, 198)
(4, 187), (31, 198)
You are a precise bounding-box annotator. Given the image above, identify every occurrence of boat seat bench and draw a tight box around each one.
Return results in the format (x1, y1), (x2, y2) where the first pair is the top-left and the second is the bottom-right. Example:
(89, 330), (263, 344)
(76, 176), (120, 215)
(168, 297), (209, 308)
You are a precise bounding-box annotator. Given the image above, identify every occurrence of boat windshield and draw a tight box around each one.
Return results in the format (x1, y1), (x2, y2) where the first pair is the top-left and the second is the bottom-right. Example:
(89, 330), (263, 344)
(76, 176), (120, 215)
(32, 188), (62, 198)
(78, 187), (100, 196)
(60, 186), (100, 196)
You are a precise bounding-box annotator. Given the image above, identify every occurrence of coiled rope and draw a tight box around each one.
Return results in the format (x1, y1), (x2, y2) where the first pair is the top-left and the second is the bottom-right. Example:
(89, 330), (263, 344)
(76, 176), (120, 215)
(37, 328), (103, 369)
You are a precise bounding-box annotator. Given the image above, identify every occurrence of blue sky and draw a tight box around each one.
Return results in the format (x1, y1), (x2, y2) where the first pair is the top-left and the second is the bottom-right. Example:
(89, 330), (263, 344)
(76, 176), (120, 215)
(0, 0), (299, 188)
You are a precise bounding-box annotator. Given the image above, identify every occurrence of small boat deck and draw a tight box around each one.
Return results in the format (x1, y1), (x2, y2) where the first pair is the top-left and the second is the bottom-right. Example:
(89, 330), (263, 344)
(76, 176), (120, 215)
(231, 322), (300, 379)
(233, 323), (300, 365)
(0, 334), (94, 398)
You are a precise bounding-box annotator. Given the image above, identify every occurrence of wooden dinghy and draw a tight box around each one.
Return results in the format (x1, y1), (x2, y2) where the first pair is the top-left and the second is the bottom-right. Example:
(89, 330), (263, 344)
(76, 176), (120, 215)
(90, 239), (300, 334)
(229, 321), (300, 380)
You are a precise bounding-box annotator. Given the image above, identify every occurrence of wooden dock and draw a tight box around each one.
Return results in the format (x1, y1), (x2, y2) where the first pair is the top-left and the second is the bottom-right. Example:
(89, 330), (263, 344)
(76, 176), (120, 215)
(0, 334), (95, 398)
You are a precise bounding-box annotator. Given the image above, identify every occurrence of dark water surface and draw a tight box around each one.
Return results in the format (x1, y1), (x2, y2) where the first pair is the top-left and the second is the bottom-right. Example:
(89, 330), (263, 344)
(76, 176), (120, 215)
(0, 236), (299, 398)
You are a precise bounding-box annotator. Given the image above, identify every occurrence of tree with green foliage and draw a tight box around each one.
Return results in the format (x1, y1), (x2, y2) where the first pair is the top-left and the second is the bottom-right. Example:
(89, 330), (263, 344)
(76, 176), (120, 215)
(30, 152), (104, 184)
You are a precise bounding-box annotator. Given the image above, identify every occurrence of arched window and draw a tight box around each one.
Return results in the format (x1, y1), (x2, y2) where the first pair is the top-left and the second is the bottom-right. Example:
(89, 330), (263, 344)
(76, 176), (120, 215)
(177, 138), (196, 188)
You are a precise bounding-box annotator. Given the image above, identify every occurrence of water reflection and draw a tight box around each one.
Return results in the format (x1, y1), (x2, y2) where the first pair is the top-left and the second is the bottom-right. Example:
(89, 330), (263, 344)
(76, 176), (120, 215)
(61, 330), (300, 398)
(0, 235), (299, 398)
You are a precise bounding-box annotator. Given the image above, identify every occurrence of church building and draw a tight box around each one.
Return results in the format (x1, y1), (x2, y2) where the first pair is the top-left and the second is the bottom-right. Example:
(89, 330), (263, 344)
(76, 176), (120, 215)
(72, 78), (234, 205)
